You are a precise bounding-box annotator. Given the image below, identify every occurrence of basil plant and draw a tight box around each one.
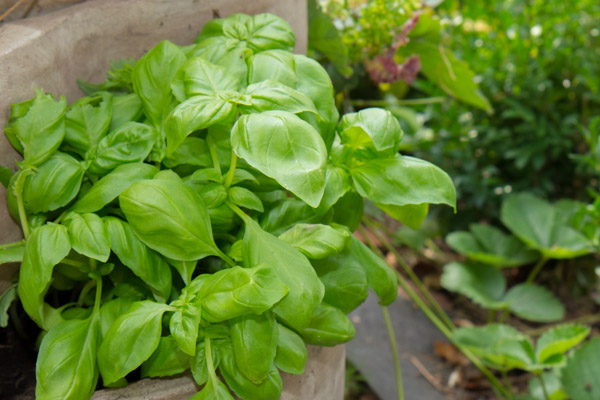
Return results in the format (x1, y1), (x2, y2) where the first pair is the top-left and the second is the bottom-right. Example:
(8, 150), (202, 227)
(0, 13), (455, 400)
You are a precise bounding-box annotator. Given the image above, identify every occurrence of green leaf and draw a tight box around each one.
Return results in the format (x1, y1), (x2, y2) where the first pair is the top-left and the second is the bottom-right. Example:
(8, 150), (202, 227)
(99, 297), (134, 338)
(376, 203), (429, 230)
(561, 337), (600, 400)
(105, 217), (172, 299)
(165, 95), (236, 155)
(98, 300), (171, 385)
(536, 324), (590, 364)
(528, 371), (569, 400)
(240, 80), (318, 115)
(190, 377), (235, 400)
(219, 343), (283, 400)
(0, 165), (13, 188)
(7, 89), (67, 167)
(278, 223), (350, 259)
(349, 236), (397, 306)
(504, 284), (564, 322)
(331, 192), (364, 232)
(274, 323), (307, 375)
(88, 122), (156, 175)
(300, 302), (355, 346)
(231, 111), (327, 207)
(170, 302), (202, 356)
(141, 336), (191, 378)
(228, 186), (264, 212)
(191, 338), (225, 387)
(120, 178), (220, 261)
(64, 93), (112, 157)
(441, 262), (506, 309)
(172, 56), (241, 100)
(230, 312), (278, 384)
(19, 224), (71, 328)
(312, 247), (369, 314)
(131, 40), (186, 128)
(352, 155), (456, 209)
(200, 266), (288, 322)
(338, 108), (403, 158)
(452, 324), (535, 371)
(36, 315), (100, 400)
(70, 162), (158, 213)
(317, 165), (351, 213)
(446, 224), (539, 268)
(248, 51), (339, 148)
(398, 30), (491, 112)
(500, 194), (592, 259)
(163, 137), (212, 168)
(308, 0), (352, 76)
(63, 212), (111, 262)
(110, 93), (143, 131)
(0, 284), (17, 328)
(22, 152), (85, 214)
(242, 218), (324, 330)
(260, 198), (322, 235)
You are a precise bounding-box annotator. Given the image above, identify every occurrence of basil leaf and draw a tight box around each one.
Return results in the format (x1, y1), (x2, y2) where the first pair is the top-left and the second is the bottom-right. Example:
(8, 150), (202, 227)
(279, 223), (350, 260)
(230, 312), (277, 384)
(141, 336), (191, 378)
(317, 166), (351, 213)
(7, 89), (67, 167)
(19, 224), (71, 327)
(241, 80), (318, 115)
(165, 94), (236, 155)
(22, 152), (85, 214)
(200, 266), (288, 322)
(88, 122), (156, 175)
(172, 56), (242, 99)
(191, 338), (225, 386)
(331, 191), (364, 232)
(64, 92), (112, 157)
(188, 36), (248, 88)
(312, 248), (369, 313)
(0, 284), (17, 328)
(170, 302), (202, 356)
(351, 155), (456, 209)
(242, 218), (324, 330)
(0, 165), (13, 188)
(105, 217), (172, 299)
(63, 212), (111, 262)
(219, 343), (283, 400)
(99, 297), (134, 338)
(231, 111), (327, 207)
(36, 315), (100, 400)
(110, 93), (144, 131)
(300, 302), (355, 346)
(190, 376), (235, 400)
(163, 137), (212, 168)
(261, 198), (323, 235)
(376, 203), (429, 230)
(228, 186), (264, 212)
(70, 162), (157, 213)
(0, 246), (25, 265)
(274, 323), (307, 375)
(338, 108), (403, 158)
(132, 40), (186, 128)
(98, 300), (171, 385)
(120, 179), (219, 261)
(349, 235), (398, 306)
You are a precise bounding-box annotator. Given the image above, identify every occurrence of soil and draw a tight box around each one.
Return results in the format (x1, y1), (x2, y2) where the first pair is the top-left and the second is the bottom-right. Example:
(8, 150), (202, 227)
(0, 309), (36, 400)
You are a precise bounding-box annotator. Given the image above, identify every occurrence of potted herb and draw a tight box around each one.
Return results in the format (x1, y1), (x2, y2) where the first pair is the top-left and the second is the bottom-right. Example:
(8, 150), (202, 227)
(0, 12), (455, 400)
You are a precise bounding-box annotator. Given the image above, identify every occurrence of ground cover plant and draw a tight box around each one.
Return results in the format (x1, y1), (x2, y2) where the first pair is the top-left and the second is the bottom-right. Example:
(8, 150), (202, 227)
(0, 12), (457, 400)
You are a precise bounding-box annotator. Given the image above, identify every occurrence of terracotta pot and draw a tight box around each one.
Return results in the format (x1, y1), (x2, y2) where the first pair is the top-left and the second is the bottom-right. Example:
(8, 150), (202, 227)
(0, 1), (345, 399)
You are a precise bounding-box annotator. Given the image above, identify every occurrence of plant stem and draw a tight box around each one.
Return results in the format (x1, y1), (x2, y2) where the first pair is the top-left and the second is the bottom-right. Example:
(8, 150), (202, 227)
(93, 277), (103, 314)
(60, 258), (85, 268)
(488, 310), (496, 323)
(0, 239), (25, 250)
(14, 171), (30, 238)
(77, 279), (97, 308)
(223, 152), (238, 189)
(361, 236), (511, 398)
(351, 97), (446, 107)
(216, 248), (236, 268)
(499, 309), (511, 323)
(206, 135), (222, 174)
(381, 306), (404, 400)
(525, 257), (548, 284)
(360, 220), (455, 330)
(537, 373), (550, 400)
(502, 370), (514, 398)
(226, 200), (249, 222)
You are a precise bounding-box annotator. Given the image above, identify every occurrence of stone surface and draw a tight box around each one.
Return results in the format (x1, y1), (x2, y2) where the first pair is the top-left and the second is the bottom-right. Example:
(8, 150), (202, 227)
(0, 0), (86, 23)
(0, 0), (308, 291)
(347, 293), (450, 400)
(91, 345), (345, 400)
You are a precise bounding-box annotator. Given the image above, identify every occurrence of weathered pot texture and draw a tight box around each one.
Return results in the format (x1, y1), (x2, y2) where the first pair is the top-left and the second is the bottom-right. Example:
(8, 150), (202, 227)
(0, 1), (345, 399)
